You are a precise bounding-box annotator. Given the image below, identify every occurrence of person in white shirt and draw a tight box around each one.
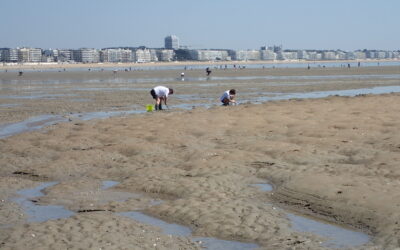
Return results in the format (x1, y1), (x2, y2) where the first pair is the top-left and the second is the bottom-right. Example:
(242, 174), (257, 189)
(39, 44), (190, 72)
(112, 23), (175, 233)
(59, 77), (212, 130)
(220, 89), (236, 106)
(150, 86), (174, 110)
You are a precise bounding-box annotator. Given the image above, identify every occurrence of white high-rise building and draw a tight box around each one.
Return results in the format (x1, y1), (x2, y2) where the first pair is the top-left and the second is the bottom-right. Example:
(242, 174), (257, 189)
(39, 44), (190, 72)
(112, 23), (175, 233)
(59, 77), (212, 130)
(164, 35), (180, 50)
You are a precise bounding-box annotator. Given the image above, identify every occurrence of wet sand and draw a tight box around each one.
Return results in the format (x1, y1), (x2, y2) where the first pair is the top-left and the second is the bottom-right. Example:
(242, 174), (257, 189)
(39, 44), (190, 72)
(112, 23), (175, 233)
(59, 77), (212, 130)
(1, 66), (399, 124)
(0, 66), (400, 249)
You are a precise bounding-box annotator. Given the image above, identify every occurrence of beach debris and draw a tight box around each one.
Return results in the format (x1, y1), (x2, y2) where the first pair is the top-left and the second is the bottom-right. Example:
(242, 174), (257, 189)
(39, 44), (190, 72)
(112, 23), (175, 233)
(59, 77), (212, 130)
(77, 209), (107, 213)
(12, 171), (39, 177)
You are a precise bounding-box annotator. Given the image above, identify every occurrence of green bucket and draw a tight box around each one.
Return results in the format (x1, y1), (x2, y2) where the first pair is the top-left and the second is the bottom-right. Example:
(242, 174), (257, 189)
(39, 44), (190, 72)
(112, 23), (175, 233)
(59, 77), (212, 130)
(146, 104), (154, 112)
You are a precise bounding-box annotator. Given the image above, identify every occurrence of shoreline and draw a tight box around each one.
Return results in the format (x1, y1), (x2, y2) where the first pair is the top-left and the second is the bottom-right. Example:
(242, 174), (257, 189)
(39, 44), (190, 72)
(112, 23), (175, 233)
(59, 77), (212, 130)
(1, 58), (399, 70)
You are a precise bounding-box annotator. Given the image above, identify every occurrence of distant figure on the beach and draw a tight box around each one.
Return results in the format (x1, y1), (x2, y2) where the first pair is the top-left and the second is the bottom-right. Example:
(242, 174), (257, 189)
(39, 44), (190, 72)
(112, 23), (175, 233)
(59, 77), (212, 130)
(220, 89), (236, 106)
(206, 67), (212, 76)
(150, 86), (174, 110)
(18, 71), (23, 76)
(180, 72), (185, 81)
(358, 62), (361, 67)
(307, 65), (310, 70)
(348, 63), (351, 68)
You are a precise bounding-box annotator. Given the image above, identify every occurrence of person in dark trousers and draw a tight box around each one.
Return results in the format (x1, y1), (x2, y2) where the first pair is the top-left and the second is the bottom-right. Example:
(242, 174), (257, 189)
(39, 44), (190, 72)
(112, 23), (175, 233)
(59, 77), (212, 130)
(206, 67), (212, 76)
(150, 86), (174, 110)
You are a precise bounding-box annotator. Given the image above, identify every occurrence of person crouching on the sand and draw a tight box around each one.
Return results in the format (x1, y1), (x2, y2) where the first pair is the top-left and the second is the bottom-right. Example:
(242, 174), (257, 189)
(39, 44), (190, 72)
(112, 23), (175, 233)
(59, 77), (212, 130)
(220, 89), (236, 106)
(150, 86), (174, 110)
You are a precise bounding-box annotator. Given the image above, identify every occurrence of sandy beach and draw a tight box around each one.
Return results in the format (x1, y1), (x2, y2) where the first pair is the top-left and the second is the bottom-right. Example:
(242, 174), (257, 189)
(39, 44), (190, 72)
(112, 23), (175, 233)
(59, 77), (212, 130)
(1, 66), (400, 249)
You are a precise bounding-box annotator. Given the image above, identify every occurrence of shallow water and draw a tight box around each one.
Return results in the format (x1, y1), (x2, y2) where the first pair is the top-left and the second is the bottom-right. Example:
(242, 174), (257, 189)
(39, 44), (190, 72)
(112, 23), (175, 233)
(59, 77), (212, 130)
(3, 60), (399, 73)
(1, 72), (399, 86)
(101, 180), (120, 190)
(0, 103), (19, 108)
(118, 211), (258, 250)
(0, 114), (67, 139)
(2, 85), (400, 139)
(287, 213), (370, 248)
(12, 182), (75, 223)
(254, 182), (370, 248)
(0, 93), (77, 100)
(244, 85), (400, 104)
(250, 183), (274, 192)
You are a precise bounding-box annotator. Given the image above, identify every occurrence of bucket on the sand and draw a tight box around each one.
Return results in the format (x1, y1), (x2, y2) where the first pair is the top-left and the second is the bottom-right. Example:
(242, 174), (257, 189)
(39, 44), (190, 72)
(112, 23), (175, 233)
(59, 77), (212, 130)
(146, 104), (154, 112)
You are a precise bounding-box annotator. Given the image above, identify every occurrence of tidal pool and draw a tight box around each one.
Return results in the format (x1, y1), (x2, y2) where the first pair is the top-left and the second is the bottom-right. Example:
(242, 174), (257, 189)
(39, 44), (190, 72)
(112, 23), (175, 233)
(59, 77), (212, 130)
(12, 182), (74, 223)
(252, 182), (370, 249)
(118, 211), (259, 250)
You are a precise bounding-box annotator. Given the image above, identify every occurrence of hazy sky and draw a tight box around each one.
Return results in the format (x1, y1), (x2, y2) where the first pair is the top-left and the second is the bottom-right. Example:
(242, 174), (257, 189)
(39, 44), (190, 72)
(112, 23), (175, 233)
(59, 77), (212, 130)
(1, 0), (399, 50)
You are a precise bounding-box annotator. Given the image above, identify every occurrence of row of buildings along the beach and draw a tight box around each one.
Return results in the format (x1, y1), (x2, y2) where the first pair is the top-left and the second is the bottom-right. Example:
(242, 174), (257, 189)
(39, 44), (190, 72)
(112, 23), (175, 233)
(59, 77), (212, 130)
(1, 35), (400, 64)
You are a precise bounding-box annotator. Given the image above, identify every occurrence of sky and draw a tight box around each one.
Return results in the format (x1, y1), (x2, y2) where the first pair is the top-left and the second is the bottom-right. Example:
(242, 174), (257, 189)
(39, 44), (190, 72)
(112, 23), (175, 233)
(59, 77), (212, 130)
(1, 0), (399, 51)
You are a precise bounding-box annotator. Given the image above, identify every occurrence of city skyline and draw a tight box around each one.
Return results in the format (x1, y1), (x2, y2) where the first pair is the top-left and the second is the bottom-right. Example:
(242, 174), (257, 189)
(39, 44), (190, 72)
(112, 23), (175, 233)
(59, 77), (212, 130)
(1, 0), (400, 51)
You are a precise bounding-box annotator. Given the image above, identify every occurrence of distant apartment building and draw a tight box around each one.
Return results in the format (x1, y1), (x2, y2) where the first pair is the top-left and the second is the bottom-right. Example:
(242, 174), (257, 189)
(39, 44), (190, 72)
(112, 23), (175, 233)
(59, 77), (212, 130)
(57, 49), (72, 62)
(189, 50), (229, 61)
(134, 48), (151, 63)
(296, 50), (308, 60)
(276, 51), (298, 60)
(100, 49), (133, 63)
(375, 51), (386, 59)
(72, 48), (99, 63)
(0, 48), (8, 62)
(42, 49), (62, 62)
(353, 51), (366, 60)
(366, 51), (376, 59)
(156, 49), (175, 61)
(260, 49), (276, 60)
(322, 51), (337, 60)
(149, 49), (159, 62)
(336, 51), (347, 60)
(232, 50), (260, 61)
(347, 51), (366, 60)
(307, 51), (323, 61)
(9, 48), (19, 62)
(164, 35), (180, 50)
(16, 48), (42, 62)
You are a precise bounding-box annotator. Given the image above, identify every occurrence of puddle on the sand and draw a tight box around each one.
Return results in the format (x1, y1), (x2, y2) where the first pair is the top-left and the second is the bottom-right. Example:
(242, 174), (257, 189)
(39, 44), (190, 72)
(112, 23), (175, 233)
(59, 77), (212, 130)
(12, 182), (75, 223)
(0, 103), (20, 108)
(247, 85), (400, 104)
(118, 211), (258, 250)
(253, 182), (370, 248)
(250, 183), (273, 192)
(0, 114), (67, 139)
(287, 213), (370, 248)
(119, 211), (191, 236)
(71, 109), (145, 121)
(101, 180), (119, 190)
(0, 109), (146, 139)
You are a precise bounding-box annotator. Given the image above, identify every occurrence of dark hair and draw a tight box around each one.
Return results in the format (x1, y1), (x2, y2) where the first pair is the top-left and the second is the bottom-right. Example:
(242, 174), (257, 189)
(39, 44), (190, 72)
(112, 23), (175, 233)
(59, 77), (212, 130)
(169, 88), (174, 94)
(229, 89), (236, 95)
